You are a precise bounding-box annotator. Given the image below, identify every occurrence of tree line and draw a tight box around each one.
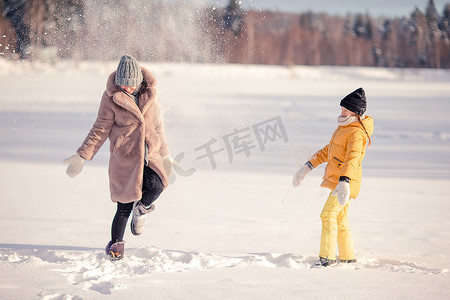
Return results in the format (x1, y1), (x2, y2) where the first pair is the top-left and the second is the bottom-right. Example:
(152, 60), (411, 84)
(1, 0), (449, 68)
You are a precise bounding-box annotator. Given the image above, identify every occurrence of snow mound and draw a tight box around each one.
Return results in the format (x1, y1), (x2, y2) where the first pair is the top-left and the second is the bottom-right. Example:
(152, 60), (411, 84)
(1, 246), (447, 295)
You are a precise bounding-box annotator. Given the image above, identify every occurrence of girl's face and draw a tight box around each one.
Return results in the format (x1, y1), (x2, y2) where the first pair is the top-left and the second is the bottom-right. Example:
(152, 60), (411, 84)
(121, 86), (137, 94)
(341, 106), (357, 117)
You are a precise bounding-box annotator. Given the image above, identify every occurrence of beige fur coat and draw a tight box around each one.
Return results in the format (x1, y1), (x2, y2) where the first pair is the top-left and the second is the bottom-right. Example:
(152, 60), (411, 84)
(77, 67), (170, 203)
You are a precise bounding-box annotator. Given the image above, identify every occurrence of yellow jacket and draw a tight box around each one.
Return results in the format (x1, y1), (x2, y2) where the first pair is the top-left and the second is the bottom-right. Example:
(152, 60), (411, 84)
(309, 116), (374, 199)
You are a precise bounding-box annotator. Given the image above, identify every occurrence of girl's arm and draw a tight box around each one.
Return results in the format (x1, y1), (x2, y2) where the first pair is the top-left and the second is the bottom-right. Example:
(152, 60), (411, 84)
(292, 144), (328, 187)
(308, 144), (329, 168)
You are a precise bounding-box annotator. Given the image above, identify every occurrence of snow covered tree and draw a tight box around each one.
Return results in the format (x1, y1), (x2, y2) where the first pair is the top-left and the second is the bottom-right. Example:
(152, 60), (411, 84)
(439, 4), (450, 67)
(1, 0), (30, 58)
(425, 0), (441, 67)
(222, 0), (244, 36)
(426, 0), (440, 41)
(40, 0), (85, 59)
(1, 0), (85, 61)
(353, 14), (367, 38)
(410, 7), (428, 67)
(440, 4), (450, 43)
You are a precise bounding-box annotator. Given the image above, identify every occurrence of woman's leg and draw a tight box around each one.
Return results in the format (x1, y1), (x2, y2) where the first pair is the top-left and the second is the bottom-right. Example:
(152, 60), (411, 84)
(319, 192), (343, 260)
(111, 202), (134, 242)
(130, 166), (164, 236)
(140, 166), (164, 207)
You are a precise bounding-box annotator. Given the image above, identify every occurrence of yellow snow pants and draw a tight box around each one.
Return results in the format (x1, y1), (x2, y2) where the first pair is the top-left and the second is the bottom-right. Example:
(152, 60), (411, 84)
(319, 192), (355, 261)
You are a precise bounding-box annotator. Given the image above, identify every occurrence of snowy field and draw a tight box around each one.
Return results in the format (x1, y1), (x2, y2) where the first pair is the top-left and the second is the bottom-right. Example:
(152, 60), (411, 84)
(1, 59), (450, 299)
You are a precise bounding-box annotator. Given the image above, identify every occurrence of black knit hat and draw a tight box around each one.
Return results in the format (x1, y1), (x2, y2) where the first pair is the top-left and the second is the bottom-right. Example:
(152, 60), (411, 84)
(340, 88), (366, 116)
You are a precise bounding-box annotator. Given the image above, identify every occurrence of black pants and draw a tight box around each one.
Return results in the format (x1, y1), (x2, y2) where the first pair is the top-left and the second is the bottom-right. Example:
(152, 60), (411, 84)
(111, 166), (164, 242)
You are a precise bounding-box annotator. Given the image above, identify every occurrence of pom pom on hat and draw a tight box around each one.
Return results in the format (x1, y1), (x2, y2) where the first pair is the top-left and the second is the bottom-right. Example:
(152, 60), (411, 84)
(340, 87), (367, 116)
(115, 54), (143, 87)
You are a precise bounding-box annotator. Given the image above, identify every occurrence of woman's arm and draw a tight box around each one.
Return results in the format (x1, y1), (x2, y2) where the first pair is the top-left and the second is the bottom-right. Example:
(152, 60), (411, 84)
(153, 98), (170, 158)
(77, 92), (115, 160)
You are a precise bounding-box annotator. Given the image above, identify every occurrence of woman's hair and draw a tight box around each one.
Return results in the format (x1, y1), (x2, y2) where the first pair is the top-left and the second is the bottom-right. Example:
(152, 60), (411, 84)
(357, 115), (372, 147)
(136, 79), (149, 96)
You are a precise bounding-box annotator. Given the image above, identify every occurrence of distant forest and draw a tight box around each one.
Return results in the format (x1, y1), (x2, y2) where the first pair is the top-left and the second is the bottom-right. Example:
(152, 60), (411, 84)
(1, 0), (449, 68)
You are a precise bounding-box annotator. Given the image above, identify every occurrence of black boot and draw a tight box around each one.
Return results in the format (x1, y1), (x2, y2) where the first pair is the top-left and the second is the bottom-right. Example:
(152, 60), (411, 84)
(105, 240), (125, 261)
(315, 257), (337, 267)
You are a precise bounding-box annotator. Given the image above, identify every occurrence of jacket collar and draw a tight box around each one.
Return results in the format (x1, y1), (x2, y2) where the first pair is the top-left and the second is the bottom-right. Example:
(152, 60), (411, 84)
(105, 67), (158, 121)
(345, 115), (374, 137)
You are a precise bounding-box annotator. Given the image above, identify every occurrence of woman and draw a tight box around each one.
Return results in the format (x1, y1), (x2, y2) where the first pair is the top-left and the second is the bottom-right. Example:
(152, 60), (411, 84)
(64, 54), (173, 260)
(292, 88), (374, 267)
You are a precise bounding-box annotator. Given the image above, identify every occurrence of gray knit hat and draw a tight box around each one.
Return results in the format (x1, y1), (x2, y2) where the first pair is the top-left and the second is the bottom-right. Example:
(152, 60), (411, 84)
(115, 55), (143, 87)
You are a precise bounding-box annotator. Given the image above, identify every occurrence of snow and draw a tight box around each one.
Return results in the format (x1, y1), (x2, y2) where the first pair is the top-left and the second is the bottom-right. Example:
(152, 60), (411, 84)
(1, 59), (450, 299)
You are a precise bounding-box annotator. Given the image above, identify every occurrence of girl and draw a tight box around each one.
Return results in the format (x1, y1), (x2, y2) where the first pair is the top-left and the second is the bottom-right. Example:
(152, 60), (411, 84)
(64, 55), (173, 260)
(292, 88), (373, 267)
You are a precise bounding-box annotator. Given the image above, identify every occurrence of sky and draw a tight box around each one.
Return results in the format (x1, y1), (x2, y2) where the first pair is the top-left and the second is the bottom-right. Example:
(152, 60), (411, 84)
(189, 0), (448, 17)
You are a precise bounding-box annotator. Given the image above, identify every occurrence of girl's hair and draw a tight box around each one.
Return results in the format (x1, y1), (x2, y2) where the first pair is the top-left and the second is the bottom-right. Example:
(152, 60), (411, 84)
(357, 115), (372, 147)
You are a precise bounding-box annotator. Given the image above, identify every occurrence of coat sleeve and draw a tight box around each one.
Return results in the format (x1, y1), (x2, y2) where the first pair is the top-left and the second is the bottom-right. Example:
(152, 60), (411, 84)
(308, 144), (329, 168)
(77, 92), (115, 160)
(153, 98), (170, 158)
(340, 129), (365, 179)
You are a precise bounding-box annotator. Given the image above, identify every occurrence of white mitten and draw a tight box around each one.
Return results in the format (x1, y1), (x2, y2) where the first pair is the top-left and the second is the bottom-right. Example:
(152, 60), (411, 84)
(64, 154), (85, 177)
(332, 181), (350, 206)
(292, 163), (313, 187)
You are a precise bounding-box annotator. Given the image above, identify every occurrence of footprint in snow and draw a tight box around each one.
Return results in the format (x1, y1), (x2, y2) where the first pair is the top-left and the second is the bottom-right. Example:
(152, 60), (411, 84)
(1, 245), (448, 296)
